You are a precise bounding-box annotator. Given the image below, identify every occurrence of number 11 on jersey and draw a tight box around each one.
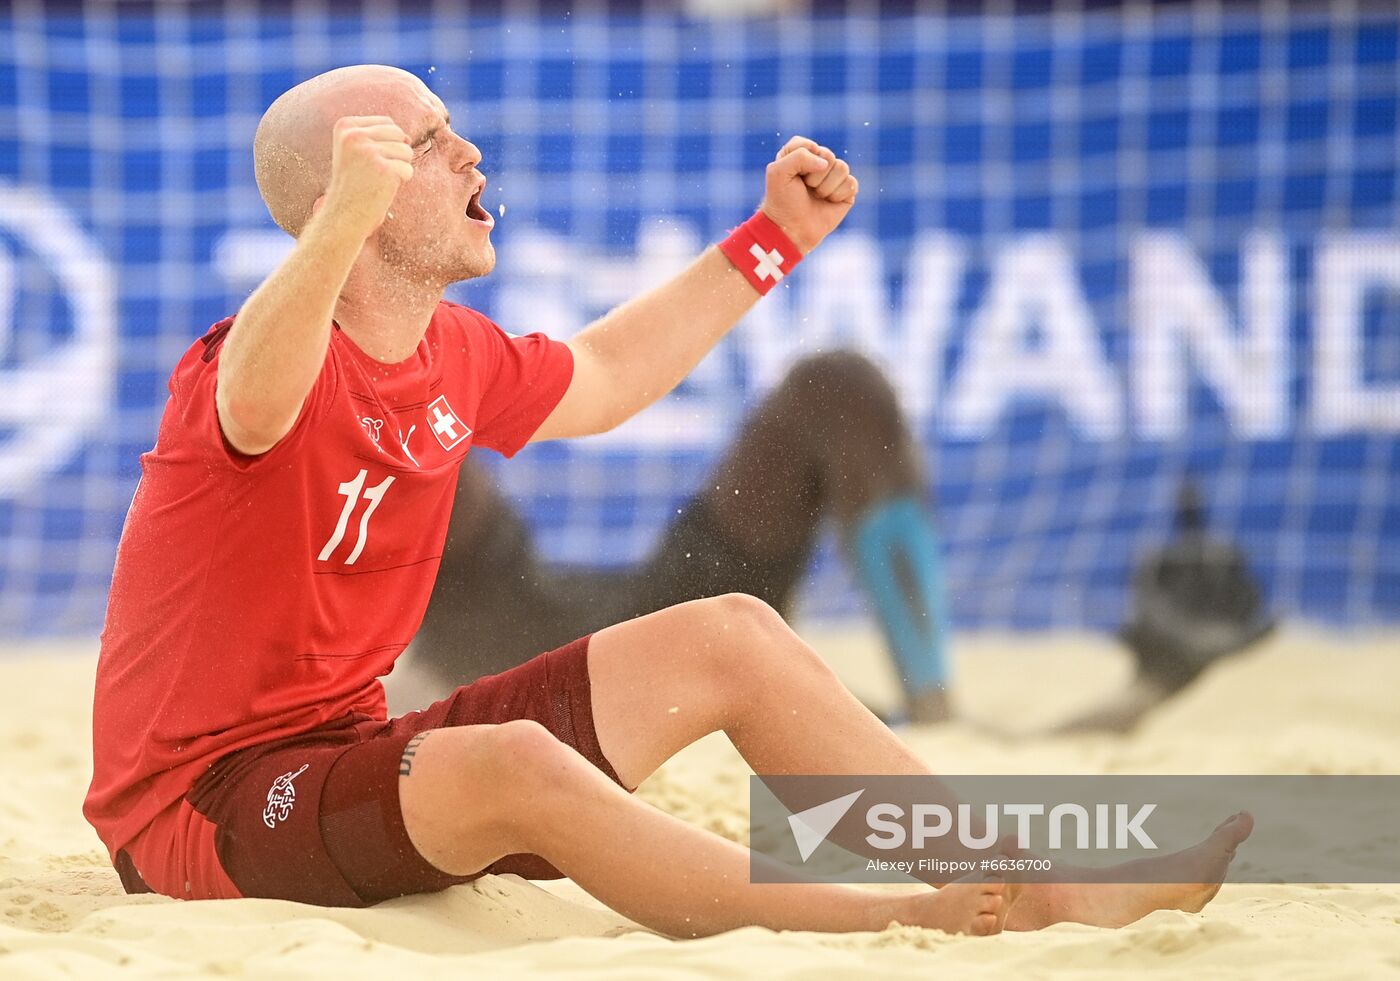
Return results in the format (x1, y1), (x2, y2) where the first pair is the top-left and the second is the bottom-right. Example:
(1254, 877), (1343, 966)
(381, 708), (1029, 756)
(318, 469), (395, 565)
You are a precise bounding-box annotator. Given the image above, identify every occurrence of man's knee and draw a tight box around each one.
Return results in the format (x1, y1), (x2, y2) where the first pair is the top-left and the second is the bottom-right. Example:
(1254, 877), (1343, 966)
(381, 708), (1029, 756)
(689, 592), (788, 646)
(401, 720), (627, 874)
(477, 720), (590, 799)
(401, 722), (590, 856)
(686, 593), (824, 692)
(488, 717), (570, 758)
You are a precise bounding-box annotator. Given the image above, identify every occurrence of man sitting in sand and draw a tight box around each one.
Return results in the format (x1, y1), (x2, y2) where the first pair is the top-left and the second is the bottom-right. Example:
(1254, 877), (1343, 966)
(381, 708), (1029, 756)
(84, 65), (1251, 938)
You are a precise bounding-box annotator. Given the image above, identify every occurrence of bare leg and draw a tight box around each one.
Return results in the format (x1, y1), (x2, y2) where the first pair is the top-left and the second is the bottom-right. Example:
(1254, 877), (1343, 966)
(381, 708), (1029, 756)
(588, 594), (930, 784)
(398, 719), (1009, 938)
(586, 595), (1252, 929)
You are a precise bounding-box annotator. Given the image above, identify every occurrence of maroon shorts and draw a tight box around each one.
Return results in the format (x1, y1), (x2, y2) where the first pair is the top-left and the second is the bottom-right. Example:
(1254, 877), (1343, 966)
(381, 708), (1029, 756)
(114, 634), (625, 908)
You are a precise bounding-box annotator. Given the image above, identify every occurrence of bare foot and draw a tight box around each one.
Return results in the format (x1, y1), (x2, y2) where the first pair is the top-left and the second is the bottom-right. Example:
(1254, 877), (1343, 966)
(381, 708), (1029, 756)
(1006, 811), (1254, 930)
(889, 871), (1019, 936)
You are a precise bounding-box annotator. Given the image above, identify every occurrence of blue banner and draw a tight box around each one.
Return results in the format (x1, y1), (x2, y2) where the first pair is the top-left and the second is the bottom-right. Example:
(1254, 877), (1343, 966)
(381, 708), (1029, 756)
(1, 6), (1397, 634)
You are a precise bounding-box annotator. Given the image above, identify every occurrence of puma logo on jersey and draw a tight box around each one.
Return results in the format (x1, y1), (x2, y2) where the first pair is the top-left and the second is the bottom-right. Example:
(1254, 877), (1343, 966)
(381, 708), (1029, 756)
(427, 395), (471, 451)
(398, 424), (419, 467)
(262, 763), (310, 828)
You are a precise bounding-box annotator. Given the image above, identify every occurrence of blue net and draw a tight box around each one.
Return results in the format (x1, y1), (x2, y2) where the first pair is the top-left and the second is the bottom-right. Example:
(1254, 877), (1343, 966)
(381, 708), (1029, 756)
(1, 4), (1397, 635)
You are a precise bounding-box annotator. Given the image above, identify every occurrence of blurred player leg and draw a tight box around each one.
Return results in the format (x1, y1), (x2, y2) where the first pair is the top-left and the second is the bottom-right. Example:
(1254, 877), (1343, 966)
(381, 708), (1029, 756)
(636, 351), (953, 723)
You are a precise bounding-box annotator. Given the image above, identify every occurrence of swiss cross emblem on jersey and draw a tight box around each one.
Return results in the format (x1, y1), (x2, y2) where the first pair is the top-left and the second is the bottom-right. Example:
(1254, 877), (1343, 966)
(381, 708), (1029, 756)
(427, 395), (471, 451)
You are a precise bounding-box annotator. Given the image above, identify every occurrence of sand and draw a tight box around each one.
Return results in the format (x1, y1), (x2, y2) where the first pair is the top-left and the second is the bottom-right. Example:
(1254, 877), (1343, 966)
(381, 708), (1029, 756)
(2, 628), (1398, 979)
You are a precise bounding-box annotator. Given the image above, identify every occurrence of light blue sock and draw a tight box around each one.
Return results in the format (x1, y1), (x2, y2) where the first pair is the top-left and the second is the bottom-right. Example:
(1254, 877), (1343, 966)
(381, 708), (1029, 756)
(852, 497), (951, 695)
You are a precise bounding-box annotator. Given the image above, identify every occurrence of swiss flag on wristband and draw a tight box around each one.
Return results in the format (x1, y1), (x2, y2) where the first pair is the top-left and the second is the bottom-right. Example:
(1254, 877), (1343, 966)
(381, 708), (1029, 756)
(718, 211), (803, 296)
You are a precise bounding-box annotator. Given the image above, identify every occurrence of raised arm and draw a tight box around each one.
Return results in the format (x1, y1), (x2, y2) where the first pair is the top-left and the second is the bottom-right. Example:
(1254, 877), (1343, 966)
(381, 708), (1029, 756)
(530, 136), (859, 442)
(217, 116), (413, 455)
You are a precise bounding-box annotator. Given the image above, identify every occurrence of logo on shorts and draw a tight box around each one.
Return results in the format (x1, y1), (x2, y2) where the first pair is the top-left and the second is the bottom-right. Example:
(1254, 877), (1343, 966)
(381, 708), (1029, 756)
(262, 763), (310, 829)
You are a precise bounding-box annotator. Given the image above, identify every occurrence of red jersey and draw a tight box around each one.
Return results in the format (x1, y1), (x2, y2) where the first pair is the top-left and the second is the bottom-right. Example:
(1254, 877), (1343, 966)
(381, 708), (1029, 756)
(84, 301), (573, 857)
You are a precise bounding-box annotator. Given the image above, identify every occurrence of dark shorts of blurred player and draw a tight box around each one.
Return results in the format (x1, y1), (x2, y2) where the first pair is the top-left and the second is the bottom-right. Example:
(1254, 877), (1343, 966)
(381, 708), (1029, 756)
(411, 351), (954, 724)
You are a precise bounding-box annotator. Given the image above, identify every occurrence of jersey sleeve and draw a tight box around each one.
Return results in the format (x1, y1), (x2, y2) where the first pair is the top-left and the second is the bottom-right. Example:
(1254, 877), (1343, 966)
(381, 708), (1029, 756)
(465, 312), (575, 458)
(169, 318), (340, 473)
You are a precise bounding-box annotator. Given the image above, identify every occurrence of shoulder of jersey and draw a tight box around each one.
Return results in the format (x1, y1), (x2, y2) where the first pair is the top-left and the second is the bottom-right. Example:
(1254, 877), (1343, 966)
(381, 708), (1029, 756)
(435, 299), (506, 338)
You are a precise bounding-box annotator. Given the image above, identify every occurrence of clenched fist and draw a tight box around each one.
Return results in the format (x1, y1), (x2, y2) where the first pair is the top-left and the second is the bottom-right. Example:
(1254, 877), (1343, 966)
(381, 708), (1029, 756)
(758, 136), (859, 255)
(323, 115), (415, 237)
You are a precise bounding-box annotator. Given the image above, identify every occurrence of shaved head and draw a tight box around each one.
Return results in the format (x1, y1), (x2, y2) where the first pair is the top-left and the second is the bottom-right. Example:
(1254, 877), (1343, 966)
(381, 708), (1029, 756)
(254, 64), (428, 236)
(254, 64), (494, 290)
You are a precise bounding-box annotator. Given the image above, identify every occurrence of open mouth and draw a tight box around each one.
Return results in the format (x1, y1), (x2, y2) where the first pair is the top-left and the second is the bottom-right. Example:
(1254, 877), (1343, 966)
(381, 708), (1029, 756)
(465, 186), (493, 227)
